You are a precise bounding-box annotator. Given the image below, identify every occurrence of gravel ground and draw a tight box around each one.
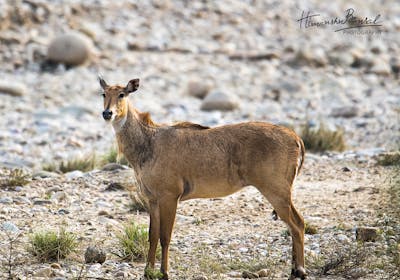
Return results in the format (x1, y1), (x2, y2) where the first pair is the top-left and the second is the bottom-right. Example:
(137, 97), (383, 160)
(0, 0), (399, 279)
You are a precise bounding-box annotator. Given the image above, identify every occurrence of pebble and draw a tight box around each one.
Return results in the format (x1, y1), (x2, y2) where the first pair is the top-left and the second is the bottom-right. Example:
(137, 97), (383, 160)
(85, 246), (107, 264)
(0, 81), (27, 96)
(102, 163), (126, 171)
(64, 170), (84, 179)
(33, 267), (53, 277)
(200, 91), (239, 111)
(33, 170), (60, 179)
(330, 106), (359, 118)
(0, 197), (13, 204)
(242, 270), (259, 279)
(47, 32), (92, 66)
(2, 221), (20, 233)
(33, 199), (52, 205)
(369, 61), (392, 76)
(185, 80), (210, 99)
(356, 227), (379, 242)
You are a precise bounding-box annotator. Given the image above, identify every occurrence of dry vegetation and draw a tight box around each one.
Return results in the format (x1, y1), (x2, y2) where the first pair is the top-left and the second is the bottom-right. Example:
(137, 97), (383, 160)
(301, 122), (346, 152)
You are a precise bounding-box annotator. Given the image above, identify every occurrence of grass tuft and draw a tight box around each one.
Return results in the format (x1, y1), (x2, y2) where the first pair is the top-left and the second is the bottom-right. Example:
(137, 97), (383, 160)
(116, 222), (159, 262)
(28, 228), (77, 261)
(301, 122), (345, 152)
(0, 169), (30, 189)
(101, 145), (128, 166)
(305, 222), (318, 235)
(43, 154), (97, 173)
(377, 152), (400, 166)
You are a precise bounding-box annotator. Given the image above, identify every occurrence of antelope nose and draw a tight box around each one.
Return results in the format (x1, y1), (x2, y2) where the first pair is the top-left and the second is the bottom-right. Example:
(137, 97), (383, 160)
(102, 109), (112, 120)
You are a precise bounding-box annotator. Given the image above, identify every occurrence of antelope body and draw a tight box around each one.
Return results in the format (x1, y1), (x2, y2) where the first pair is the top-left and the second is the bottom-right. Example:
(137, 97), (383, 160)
(100, 78), (307, 280)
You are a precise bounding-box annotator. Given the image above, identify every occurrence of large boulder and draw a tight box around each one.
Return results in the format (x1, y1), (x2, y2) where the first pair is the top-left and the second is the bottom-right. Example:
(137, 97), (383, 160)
(47, 33), (92, 66)
(200, 91), (238, 111)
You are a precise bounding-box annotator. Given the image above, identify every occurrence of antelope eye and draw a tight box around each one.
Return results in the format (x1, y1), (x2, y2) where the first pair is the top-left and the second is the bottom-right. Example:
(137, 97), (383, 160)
(102, 93), (106, 98)
(118, 93), (125, 99)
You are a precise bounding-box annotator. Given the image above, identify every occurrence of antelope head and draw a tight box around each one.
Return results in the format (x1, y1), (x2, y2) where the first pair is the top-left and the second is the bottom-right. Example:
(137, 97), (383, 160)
(99, 76), (139, 122)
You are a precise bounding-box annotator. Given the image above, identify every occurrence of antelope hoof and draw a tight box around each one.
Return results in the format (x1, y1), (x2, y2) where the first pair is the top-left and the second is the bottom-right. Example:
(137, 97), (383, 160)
(289, 267), (307, 280)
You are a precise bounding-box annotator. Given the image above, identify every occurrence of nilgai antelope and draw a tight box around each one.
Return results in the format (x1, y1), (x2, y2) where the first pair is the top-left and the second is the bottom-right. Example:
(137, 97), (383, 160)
(99, 77), (307, 280)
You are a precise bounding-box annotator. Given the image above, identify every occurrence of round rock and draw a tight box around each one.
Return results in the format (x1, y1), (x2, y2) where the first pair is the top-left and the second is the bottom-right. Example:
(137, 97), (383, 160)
(185, 80), (210, 99)
(84, 246), (107, 264)
(47, 33), (92, 66)
(200, 91), (238, 111)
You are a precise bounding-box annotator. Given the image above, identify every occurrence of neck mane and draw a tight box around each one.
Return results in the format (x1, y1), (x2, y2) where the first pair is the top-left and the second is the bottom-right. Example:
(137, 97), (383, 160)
(113, 102), (157, 170)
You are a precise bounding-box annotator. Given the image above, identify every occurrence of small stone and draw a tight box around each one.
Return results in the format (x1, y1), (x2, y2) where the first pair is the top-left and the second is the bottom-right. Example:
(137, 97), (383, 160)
(356, 227), (379, 242)
(102, 163), (126, 171)
(369, 61), (391, 76)
(2, 221), (20, 233)
(342, 167), (351, 172)
(104, 182), (125, 191)
(257, 269), (269, 277)
(84, 246), (107, 264)
(331, 106), (358, 118)
(114, 271), (129, 278)
(33, 170), (60, 179)
(98, 210), (110, 216)
(200, 91), (238, 111)
(193, 276), (208, 280)
(51, 191), (67, 202)
(13, 197), (31, 205)
(0, 197), (13, 204)
(64, 170), (84, 179)
(336, 234), (350, 243)
(33, 199), (52, 205)
(0, 81), (27, 96)
(33, 267), (53, 277)
(242, 270), (259, 279)
(50, 263), (62, 269)
(185, 80), (210, 99)
(47, 32), (92, 66)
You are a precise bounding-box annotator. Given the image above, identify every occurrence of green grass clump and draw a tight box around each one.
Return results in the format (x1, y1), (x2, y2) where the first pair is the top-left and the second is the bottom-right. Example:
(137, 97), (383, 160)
(101, 145), (128, 166)
(28, 228), (77, 261)
(377, 152), (400, 166)
(43, 154), (97, 173)
(0, 169), (30, 189)
(116, 222), (159, 262)
(144, 267), (164, 279)
(305, 222), (318, 235)
(301, 122), (345, 152)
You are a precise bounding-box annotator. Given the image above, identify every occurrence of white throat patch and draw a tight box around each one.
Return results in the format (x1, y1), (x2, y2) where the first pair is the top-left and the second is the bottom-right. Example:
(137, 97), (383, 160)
(112, 115), (127, 133)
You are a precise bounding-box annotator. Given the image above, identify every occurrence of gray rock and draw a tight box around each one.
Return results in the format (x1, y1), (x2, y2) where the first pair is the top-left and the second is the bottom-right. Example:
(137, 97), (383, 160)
(33, 267), (53, 277)
(0, 81), (27, 96)
(33, 170), (60, 179)
(0, 197), (13, 204)
(51, 191), (67, 202)
(85, 246), (107, 264)
(64, 170), (84, 179)
(257, 269), (269, 277)
(13, 197), (31, 205)
(2, 221), (20, 233)
(200, 91), (238, 111)
(369, 60), (391, 76)
(47, 33), (91, 66)
(33, 199), (52, 205)
(356, 226), (379, 242)
(330, 106), (359, 118)
(102, 163), (126, 171)
(185, 80), (210, 99)
(242, 270), (259, 279)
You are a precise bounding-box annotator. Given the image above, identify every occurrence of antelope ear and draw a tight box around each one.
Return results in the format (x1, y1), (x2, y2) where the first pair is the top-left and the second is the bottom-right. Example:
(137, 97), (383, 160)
(98, 75), (108, 90)
(124, 78), (140, 94)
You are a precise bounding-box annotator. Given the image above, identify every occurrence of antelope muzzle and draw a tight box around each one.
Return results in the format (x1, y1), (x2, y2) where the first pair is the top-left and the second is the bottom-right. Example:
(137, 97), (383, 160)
(102, 109), (113, 121)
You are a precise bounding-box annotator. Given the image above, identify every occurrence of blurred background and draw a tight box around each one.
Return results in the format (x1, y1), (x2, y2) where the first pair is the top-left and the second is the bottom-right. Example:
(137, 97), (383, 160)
(0, 0), (399, 169)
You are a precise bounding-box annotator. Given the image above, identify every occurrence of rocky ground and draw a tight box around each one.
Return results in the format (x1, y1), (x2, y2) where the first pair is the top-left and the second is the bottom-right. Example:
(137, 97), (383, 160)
(0, 0), (399, 279)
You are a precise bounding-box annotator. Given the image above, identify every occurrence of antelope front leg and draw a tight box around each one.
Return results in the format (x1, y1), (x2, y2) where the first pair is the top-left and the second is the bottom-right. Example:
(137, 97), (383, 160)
(159, 196), (178, 280)
(145, 200), (160, 277)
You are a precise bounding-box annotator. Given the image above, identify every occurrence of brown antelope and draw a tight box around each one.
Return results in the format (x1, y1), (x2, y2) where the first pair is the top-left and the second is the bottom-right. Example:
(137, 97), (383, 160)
(99, 77), (307, 280)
